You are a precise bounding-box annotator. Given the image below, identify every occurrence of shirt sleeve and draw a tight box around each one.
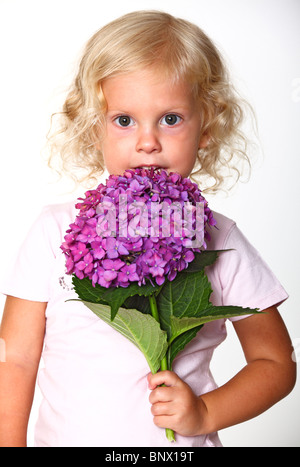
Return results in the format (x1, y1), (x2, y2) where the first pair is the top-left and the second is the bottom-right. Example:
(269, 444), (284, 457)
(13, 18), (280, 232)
(216, 223), (288, 321)
(0, 206), (58, 302)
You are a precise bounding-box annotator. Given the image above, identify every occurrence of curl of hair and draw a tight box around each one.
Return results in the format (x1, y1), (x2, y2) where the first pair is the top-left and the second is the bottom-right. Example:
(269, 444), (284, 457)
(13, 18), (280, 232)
(48, 10), (253, 193)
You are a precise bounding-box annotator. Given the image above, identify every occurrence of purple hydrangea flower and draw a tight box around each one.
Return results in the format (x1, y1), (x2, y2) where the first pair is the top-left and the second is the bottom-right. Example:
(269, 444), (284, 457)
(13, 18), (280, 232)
(61, 168), (217, 288)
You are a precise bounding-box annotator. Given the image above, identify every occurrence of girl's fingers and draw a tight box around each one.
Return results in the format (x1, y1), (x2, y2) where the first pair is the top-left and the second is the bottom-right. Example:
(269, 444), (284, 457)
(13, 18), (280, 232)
(147, 370), (181, 390)
(152, 415), (173, 429)
(149, 385), (174, 404)
(151, 401), (175, 416)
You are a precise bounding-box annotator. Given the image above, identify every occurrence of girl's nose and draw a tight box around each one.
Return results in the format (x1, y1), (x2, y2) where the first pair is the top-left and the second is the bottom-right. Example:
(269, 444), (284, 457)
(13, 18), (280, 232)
(136, 126), (162, 154)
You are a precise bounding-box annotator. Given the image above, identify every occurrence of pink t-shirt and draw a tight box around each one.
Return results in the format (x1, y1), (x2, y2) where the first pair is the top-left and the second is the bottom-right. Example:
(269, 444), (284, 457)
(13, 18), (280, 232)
(1, 202), (288, 447)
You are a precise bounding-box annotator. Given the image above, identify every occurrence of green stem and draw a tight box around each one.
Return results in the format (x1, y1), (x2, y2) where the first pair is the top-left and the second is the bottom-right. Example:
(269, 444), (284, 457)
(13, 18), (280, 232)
(148, 294), (168, 370)
(148, 294), (176, 443)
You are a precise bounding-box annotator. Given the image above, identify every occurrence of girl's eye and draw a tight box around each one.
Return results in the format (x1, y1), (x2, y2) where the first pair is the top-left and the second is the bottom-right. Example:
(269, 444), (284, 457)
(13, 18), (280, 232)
(115, 116), (134, 127)
(161, 114), (182, 126)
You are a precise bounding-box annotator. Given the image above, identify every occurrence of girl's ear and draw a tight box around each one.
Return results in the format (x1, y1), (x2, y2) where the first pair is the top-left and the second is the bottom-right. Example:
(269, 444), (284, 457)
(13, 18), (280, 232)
(198, 133), (211, 149)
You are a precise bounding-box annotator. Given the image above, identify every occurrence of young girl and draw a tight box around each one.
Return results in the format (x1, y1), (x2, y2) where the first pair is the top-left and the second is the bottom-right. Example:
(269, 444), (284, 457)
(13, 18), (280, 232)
(0, 11), (296, 447)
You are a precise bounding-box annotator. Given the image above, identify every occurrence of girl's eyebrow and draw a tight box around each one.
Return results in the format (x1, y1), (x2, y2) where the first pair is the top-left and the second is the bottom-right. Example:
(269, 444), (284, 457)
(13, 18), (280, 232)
(105, 110), (133, 120)
(106, 105), (192, 115)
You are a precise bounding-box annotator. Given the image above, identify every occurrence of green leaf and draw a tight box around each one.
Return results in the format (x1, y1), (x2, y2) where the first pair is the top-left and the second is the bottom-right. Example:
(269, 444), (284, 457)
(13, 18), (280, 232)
(156, 267), (259, 368)
(72, 276), (109, 304)
(72, 251), (259, 375)
(167, 326), (203, 370)
(72, 275), (160, 321)
(102, 281), (161, 321)
(185, 250), (224, 272)
(123, 294), (151, 315)
(81, 301), (168, 374)
(156, 270), (213, 339)
(169, 306), (259, 344)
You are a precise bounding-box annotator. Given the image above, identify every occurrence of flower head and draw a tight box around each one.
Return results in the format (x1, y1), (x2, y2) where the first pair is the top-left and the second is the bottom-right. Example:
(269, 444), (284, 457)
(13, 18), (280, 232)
(61, 168), (216, 287)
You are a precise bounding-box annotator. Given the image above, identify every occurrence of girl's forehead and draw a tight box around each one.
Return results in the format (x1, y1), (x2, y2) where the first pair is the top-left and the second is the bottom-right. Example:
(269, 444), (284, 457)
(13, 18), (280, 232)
(101, 69), (195, 108)
(102, 67), (194, 95)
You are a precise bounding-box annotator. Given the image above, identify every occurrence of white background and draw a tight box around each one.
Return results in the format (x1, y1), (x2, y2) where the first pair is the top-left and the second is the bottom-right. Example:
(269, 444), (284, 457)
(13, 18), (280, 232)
(0, 0), (299, 447)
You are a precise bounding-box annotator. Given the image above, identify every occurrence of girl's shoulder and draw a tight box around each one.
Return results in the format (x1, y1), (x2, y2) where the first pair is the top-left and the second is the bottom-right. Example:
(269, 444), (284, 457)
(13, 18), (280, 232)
(40, 200), (77, 223)
(36, 200), (77, 237)
(0, 201), (78, 303)
(207, 211), (237, 250)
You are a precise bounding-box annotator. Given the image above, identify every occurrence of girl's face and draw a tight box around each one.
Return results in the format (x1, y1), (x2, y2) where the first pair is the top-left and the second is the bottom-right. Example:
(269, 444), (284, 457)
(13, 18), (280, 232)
(100, 68), (209, 178)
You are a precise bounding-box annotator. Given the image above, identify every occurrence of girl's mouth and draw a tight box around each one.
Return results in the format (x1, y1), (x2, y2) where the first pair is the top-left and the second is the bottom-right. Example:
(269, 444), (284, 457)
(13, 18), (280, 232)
(134, 165), (164, 171)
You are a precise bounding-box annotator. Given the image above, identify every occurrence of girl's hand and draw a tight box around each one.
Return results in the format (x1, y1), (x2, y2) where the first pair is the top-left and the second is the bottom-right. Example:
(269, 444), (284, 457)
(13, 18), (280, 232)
(148, 370), (207, 437)
(148, 308), (296, 439)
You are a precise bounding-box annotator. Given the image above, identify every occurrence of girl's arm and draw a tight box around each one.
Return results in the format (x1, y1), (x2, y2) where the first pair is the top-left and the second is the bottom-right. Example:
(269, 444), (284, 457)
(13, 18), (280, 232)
(0, 296), (46, 447)
(148, 306), (296, 437)
(200, 306), (296, 434)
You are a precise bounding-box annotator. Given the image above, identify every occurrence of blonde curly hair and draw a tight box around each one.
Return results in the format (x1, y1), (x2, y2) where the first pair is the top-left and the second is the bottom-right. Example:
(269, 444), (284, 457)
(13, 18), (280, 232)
(48, 10), (252, 193)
